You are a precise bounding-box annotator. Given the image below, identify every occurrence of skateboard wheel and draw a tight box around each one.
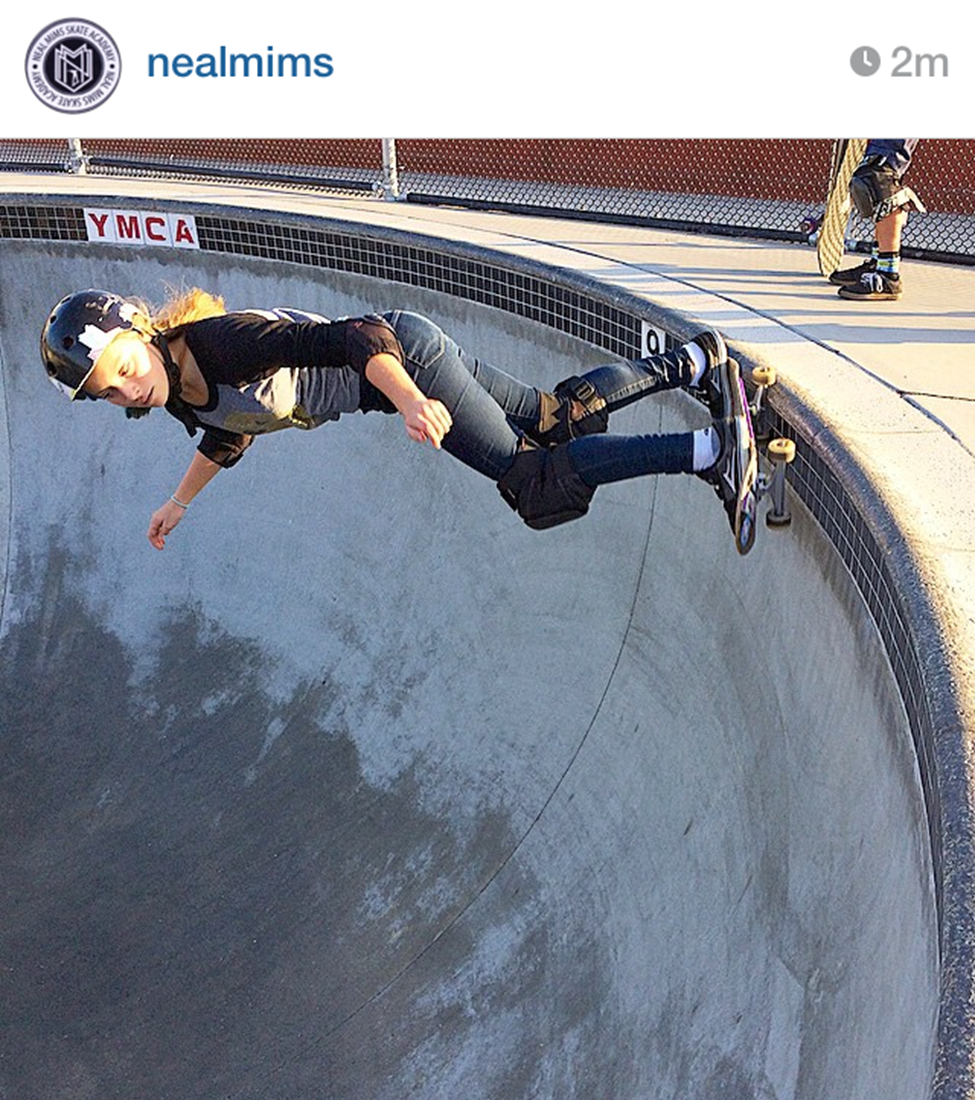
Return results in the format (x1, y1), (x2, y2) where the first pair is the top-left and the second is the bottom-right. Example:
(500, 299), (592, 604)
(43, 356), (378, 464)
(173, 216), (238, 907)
(735, 495), (757, 556)
(751, 366), (776, 387)
(768, 438), (796, 464)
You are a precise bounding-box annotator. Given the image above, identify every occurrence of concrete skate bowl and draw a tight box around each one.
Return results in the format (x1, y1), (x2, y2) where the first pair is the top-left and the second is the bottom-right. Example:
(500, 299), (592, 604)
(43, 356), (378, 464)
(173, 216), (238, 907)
(0, 195), (969, 1100)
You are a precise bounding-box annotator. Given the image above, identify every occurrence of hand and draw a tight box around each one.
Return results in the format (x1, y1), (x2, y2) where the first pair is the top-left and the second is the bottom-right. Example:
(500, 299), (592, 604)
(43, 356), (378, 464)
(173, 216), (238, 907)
(148, 499), (187, 550)
(402, 397), (452, 449)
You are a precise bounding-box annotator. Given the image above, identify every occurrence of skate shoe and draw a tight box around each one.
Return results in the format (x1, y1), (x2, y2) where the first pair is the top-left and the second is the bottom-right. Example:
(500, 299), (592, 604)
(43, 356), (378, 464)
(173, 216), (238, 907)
(695, 353), (737, 495)
(828, 258), (877, 286)
(686, 329), (729, 418)
(696, 418), (730, 488)
(697, 417), (745, 535)
(838, 270), (903, 301)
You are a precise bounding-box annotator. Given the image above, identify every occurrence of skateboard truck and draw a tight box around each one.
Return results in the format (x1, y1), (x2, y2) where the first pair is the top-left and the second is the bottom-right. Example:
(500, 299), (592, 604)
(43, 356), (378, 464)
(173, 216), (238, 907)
(763, 438), (796, 528)
(749, 364), (774, 428)
(746, 365), (796, 531)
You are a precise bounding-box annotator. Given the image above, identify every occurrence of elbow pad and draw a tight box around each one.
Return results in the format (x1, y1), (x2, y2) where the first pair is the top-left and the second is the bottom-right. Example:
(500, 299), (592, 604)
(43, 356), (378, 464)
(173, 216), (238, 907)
(198, 430), (254, 469)
(327, 315), (405, 374)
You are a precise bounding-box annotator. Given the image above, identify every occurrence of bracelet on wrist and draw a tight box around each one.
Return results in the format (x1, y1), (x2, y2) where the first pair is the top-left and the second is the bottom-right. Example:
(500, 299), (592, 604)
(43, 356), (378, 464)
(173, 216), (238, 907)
(170, 494), (190, 510)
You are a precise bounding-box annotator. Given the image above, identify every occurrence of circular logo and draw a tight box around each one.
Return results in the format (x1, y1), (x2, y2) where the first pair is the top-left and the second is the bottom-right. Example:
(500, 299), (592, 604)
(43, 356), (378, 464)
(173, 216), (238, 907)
(25, 19), (121, 113)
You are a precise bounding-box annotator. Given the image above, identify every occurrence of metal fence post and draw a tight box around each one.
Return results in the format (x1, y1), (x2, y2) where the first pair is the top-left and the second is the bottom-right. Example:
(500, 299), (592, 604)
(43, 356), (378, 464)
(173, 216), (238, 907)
(380, 139), (400, 200)
(68, 139), (88, 175)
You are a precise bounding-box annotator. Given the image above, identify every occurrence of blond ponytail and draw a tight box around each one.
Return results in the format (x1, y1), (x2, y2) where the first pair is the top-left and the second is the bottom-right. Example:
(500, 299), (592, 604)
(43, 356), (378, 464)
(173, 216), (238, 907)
(132, 286), (228, 334)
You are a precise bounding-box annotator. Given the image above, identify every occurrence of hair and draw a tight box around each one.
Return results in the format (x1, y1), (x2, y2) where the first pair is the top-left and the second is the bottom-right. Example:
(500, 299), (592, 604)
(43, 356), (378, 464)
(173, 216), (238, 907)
(135, 285), (227, 334)
(122, 286), (227, 421)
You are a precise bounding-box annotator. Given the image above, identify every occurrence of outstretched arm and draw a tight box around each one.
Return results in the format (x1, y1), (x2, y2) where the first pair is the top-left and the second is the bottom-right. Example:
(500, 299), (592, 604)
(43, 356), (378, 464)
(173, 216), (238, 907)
(364, 353), (453, 448)
(148, 451), (222, 550)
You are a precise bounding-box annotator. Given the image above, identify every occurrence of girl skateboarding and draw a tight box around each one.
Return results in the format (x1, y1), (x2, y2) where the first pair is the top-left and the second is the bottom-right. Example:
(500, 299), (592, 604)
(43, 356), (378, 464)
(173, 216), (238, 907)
(40, 288), (744, 549)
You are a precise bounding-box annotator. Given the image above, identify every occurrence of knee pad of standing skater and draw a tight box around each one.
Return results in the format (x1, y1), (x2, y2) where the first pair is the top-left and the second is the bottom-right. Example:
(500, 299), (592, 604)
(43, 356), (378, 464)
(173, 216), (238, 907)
(849, 157), (925, 222)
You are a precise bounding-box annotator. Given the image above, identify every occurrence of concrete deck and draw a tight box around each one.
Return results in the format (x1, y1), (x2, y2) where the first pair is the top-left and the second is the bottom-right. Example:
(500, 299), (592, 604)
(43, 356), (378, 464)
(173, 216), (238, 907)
(1, 174), (972, 1100)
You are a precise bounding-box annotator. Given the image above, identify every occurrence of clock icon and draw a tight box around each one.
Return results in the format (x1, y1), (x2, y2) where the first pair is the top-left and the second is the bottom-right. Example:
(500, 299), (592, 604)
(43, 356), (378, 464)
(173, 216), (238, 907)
(851, 46), (881, 75)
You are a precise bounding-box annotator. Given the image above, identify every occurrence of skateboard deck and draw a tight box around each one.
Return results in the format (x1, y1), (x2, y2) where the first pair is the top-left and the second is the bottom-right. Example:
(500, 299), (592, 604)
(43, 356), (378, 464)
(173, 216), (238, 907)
(728, 363), (759, 556)
(817, 138), (868, 277)
(700, 331), (793, 555)
(710, 354), (793, 556)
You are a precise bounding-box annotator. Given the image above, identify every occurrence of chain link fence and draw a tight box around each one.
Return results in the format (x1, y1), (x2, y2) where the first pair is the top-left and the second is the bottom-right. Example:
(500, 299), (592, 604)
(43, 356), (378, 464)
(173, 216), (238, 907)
(1, 138), (972, 262)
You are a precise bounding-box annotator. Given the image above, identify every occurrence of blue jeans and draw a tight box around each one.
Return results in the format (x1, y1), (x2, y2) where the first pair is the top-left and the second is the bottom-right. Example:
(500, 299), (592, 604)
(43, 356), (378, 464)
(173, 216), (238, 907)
(385, 311), (698, 488)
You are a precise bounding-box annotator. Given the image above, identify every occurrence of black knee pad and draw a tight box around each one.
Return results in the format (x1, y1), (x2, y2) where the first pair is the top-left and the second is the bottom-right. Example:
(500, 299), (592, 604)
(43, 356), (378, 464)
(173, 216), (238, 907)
(530, 375), (609, 448)
(850, 157), (924, 222)
(497, 444), (596, 530)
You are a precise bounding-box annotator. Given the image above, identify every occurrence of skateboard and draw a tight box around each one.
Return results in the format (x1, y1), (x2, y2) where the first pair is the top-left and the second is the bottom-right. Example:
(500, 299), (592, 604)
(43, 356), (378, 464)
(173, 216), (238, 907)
(717, 359), (795, 556)
(815, 138), (868, 278)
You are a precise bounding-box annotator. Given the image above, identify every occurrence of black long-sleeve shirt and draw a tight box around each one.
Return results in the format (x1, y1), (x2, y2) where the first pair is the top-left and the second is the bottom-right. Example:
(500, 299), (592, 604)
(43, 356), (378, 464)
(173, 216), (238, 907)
(160, 309), (403, 467)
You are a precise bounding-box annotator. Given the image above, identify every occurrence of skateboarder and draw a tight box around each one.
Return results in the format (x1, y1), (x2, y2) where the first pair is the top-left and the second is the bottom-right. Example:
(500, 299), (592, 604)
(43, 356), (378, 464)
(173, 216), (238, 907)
(830, 139), (923, 301)
(40, 288), (747, 547)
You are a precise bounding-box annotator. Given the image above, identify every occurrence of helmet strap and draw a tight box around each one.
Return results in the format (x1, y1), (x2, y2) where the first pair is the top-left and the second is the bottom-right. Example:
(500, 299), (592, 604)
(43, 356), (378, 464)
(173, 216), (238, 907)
(153, 333), (200, 438)
(155, 333), (183, 401)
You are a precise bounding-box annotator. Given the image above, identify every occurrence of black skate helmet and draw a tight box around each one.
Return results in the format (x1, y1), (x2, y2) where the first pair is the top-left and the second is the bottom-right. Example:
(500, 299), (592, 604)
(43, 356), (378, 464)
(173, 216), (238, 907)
(41, 289), (142, 401)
